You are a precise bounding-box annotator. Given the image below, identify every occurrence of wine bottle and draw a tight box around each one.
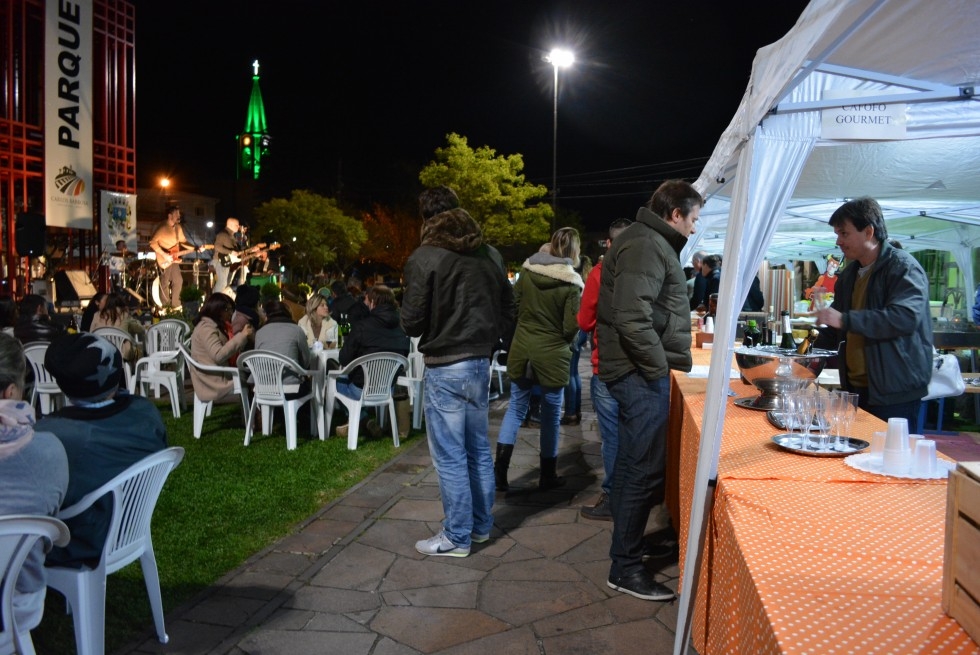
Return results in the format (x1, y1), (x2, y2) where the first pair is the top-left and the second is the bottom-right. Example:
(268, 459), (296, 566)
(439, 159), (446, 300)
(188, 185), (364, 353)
(796, 328), (820, 355)
(763, 305), (776, 345)
(743, 320), (761, 347)
(779, 310), (796, 350)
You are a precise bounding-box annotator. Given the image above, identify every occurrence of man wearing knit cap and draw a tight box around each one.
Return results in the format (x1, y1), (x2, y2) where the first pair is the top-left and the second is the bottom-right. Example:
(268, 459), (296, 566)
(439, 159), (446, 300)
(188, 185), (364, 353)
(37, 333), (168, 568)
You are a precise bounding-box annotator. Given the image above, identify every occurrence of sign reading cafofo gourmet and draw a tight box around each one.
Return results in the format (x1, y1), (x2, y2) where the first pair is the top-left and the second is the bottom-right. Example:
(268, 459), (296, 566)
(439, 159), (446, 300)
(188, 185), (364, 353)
(45, 0), (94, 229)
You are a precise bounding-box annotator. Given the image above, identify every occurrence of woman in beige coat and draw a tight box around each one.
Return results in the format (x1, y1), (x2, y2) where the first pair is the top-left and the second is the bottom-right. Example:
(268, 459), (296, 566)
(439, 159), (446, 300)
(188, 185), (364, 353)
(189, 293), (253, 403)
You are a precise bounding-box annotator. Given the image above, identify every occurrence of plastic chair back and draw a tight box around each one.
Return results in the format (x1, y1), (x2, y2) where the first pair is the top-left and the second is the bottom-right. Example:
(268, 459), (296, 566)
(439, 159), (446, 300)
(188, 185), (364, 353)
(0, 515), (70, 655)
(237, 350), (319, 450)
(46, 447), (184, 655)
(22, 342), (64, 415)
(177, 342), (249, 437)
(145, 319), (189, 356)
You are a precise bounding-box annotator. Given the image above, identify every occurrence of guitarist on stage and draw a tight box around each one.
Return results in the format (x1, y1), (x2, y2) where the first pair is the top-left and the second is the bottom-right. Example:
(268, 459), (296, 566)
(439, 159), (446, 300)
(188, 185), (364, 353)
(212, 217), (245, 295)
(149, 205), (203, 309)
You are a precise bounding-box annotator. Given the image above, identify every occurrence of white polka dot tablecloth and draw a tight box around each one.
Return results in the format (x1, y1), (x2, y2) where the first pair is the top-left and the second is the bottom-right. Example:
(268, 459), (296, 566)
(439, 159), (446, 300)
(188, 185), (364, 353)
(670, 358), (979, 655)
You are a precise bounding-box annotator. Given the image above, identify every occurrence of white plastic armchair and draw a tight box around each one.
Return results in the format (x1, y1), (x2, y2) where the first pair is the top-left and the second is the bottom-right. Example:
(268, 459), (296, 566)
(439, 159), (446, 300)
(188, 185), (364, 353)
(0, 515), (70, 655)
(177, 342), (249, 438)
(491, 349), (509, 395)
(130, 319), (190, 417)
(91, 326), (138, 389)
(46, 447), (185, 655)
(396, 350), (425, 431)
(22, 342), (64, 415)
(326, 352), (408, 450)
(237, 350), (322, 450)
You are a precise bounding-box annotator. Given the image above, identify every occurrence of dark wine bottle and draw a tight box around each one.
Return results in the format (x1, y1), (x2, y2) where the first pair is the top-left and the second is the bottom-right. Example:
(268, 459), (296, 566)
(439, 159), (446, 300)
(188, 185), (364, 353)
(779, 311), (796, 350)
(743, 320), (761, 347)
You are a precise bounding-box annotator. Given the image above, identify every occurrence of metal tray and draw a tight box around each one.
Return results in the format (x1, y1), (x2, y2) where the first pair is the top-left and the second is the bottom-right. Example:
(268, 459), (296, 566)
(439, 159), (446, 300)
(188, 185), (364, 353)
(770, 433), (870, 457)
(734, 396), (769, 411)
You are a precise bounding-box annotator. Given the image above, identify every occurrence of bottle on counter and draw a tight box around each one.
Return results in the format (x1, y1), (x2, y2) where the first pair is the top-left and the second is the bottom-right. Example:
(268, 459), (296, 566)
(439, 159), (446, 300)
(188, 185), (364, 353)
(779, 310), (797, 350)
(763, 305), (776, 345)
(796, 328), (820, 355)
(743, 320), (761, 347)
(67, 313), (78, 334)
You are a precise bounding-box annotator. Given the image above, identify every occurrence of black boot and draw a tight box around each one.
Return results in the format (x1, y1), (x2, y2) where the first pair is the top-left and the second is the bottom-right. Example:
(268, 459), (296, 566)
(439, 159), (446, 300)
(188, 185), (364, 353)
(539, 456), (566, 490)
(494, 443), (514, 492)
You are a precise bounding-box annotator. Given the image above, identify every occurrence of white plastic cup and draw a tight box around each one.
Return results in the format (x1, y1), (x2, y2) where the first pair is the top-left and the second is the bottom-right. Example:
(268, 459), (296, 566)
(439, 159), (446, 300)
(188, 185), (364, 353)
(882, 418), (911, 475)
(869, 431), (886, 464)
(705, 317), (714, 334)
(911, 439), (937, 477)
(885, 418), (909, 452)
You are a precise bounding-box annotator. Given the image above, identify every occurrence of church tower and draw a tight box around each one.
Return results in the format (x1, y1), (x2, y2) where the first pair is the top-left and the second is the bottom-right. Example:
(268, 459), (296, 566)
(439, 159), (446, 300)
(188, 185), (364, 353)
(237, 60), (271, 181)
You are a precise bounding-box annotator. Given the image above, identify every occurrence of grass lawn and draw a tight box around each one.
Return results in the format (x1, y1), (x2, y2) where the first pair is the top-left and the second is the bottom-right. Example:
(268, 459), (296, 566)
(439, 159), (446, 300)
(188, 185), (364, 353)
(33, 399), (422, 654)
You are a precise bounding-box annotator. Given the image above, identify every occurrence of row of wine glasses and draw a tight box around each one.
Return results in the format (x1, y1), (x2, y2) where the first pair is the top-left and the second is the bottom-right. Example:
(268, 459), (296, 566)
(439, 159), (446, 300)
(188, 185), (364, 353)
(780, 383), (858, 451)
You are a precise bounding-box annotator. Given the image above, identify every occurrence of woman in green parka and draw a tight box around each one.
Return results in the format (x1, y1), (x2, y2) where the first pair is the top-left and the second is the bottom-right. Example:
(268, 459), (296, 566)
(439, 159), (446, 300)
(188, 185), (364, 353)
(494, 228), (584, 491)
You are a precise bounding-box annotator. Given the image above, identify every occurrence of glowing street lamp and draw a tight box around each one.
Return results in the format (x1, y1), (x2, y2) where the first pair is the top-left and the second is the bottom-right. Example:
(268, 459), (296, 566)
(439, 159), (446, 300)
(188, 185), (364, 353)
(546, 48), (574, 223)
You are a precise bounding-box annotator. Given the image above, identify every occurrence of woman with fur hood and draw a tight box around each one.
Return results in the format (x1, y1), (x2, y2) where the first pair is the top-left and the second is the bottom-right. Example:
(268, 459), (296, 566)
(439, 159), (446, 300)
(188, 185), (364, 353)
(494, 227), (584, 492)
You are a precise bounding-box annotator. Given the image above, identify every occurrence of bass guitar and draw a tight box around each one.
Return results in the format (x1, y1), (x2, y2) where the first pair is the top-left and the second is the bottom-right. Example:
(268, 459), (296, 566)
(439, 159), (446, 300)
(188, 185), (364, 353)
(220, 242), (281, 269)
(158, 244), (214, 270)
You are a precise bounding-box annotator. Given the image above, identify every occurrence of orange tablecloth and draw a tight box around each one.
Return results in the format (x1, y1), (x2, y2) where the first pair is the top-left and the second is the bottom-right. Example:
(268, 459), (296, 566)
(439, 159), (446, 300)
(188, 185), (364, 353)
(671, 344), (979, 654)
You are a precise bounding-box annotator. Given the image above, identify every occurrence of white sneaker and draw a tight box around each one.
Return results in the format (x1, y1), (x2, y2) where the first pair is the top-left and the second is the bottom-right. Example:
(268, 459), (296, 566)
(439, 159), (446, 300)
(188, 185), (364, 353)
(471, 532), (490, 544)
(415, 532), (470, 557)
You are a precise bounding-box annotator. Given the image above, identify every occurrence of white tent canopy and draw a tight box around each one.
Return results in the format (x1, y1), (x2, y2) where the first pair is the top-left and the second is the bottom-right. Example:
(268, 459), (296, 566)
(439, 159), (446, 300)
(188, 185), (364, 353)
(675, 1), (980, 652)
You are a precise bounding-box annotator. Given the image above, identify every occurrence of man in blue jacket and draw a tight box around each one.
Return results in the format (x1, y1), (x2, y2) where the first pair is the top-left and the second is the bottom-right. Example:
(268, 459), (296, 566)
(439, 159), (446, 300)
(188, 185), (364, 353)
(814, 197), (932, 431)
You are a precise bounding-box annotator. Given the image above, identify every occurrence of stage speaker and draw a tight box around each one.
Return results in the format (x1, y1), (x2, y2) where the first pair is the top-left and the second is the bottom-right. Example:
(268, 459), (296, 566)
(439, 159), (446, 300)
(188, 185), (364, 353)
(54, 270), (97, 306)
(15, 212), (46, 257)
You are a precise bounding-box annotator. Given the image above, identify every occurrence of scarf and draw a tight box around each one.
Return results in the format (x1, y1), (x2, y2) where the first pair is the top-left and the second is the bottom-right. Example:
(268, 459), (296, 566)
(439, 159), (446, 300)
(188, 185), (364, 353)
(0, 399), (35, 459)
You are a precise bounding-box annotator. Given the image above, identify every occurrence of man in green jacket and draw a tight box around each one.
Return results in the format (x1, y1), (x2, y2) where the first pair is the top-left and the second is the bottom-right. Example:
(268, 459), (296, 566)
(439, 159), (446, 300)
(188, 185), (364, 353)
(597, 179), (701, 601)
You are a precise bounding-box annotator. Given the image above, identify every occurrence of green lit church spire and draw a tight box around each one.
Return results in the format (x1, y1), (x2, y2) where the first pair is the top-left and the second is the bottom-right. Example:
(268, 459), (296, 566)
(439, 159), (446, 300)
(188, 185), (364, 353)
(237, 60), (270, 180)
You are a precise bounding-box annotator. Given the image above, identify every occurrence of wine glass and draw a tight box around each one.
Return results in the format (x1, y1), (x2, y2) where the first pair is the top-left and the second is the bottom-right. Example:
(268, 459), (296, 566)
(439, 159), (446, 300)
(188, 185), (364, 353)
(812, 286), (829, 312)
(837, 392), (859, 451)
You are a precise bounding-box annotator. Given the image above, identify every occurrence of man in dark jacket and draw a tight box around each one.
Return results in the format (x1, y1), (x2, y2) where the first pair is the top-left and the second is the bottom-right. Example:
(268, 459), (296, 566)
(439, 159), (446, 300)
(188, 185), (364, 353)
(337, 285), (409, 393)
(814, 197), (932, 431)
(14, 294), (65, 343)
(597, 179), (700, 602)
(401, 186), (515, 558)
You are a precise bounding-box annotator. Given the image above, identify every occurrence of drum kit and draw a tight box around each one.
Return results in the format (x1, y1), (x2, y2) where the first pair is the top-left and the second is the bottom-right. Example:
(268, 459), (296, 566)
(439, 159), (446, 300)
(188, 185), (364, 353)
(95, 249), (176, 309)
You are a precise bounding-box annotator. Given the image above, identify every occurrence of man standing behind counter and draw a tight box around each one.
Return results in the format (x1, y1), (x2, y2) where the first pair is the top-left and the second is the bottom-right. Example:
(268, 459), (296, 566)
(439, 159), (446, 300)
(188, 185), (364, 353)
(814, 197), (932, 432)
(597, 179), (700, 601)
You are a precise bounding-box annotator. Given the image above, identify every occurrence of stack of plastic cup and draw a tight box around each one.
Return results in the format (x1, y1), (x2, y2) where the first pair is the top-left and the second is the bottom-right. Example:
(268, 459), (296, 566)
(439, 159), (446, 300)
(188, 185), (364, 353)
(910, 439), (938, 477)
(882, 417), (911, 475)
(868, 431), (887, 465)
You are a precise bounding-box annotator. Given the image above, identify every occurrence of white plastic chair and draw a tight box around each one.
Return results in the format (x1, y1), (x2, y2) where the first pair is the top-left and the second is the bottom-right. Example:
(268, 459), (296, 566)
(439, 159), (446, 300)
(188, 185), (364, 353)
(238, 350), (321, 451)
(326, 352), (408, 450)
(177, 342), (249, 439)
(130, 320), (190, 417)
(22, 342), (65, 415)
(0, 515), (70, 655)
(396, 350), (425, 430)
(491, 349), (509, 395)
(91, 327), (138, 390)
(46, 447), (185, 655)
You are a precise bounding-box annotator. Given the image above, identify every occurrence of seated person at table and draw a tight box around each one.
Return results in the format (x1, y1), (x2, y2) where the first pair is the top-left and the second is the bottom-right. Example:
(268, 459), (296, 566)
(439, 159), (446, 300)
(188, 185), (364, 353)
(231, 283), (261, 337)
(336, 285), (410, 400)
(330, 279), (368, 325)
(298, 293), (338, 348)
(89, 293), (145, 362)
(0, 334), (68, 648)
(189, 293), (254, 404)
(254, 299), (312, 395)
(37, 333), (168, 568)
(14, 293), (65, 344)
(79, 292), (107, 333)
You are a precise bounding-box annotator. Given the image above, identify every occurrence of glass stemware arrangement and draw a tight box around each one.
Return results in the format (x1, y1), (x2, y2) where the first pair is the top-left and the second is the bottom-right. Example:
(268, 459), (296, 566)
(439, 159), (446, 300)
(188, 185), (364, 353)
(781, 384), (860, 453)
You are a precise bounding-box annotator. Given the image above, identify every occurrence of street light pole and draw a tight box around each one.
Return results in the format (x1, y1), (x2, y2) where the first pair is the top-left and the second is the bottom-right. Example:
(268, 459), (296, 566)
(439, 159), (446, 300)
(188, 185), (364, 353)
(546, 48), (574, 229)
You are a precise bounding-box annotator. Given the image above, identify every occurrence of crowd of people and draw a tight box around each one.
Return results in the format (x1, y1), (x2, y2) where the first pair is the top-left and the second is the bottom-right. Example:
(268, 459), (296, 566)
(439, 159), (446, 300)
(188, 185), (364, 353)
(0, 181), (940, 645)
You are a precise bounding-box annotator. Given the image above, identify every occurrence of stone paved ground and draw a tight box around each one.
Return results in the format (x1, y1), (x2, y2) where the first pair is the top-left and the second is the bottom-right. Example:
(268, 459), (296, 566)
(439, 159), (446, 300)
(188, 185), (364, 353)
(119, 356), (692, 655)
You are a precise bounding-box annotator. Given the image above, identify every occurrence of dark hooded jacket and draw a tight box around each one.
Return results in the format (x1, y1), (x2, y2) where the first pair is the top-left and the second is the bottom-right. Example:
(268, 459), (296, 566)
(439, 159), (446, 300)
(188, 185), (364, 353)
(597, 206), (692, 383)
(338, 303), (410, 387)
(401, 208), (516, 366)
(506, 251), (584, 387)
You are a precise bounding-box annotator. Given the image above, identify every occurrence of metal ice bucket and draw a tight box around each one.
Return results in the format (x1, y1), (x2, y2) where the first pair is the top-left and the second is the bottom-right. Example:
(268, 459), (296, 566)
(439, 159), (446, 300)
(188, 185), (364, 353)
(734, 345), (835, 410)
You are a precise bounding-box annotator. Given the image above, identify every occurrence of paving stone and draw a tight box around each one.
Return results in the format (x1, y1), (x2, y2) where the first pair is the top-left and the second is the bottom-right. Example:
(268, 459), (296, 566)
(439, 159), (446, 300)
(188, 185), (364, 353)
(433, 625), (540, 655)
(560, 527), (611, 565)
(304, 611), (373, 632)
(383, 497), (446, 521)
(286, 585), (381, 614)
(236, 629), (376, 655)
(541, 617), (677, 655)
(258, 608), (317, 631)
(486, 557), (585, 583)
(245, 550), (315, 576)
(371, 635), (423, 655)
(370, 606), (509, 653)
(478, 580), (600, 625)
(379, 557), (485, 592)
(181, 594), (268, 626)
(133, 619), (233, 654)
(532, 601), (614, 637)
(310, 541), (397, 591)
(399, 581), (480, 609)
(317, 501), (377, 524)
(507, 523), (600, 558)
(220, 570), (296, 599)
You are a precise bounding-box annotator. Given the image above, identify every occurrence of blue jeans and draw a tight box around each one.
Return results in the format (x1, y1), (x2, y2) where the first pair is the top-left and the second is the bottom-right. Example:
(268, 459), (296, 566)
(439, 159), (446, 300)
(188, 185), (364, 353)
(335, 377), (362, 401)
(563, 330), (587, 416)
(423, 358), (495, 548)
(496, 378), (563, 458)
(590, 374), (620, 496)
(607, 371), (670, 579)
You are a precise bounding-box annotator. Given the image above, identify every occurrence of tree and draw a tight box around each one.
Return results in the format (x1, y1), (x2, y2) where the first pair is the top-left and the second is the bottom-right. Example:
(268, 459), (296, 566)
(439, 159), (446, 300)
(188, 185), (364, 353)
(419, 133), (552, 246)
(359, 203), (420, 272)
(253, 189), (367, 281)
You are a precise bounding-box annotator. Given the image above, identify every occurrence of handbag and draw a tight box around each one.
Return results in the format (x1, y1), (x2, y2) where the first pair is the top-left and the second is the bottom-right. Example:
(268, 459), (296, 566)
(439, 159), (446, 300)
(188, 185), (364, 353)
(923, 350), (965, 401)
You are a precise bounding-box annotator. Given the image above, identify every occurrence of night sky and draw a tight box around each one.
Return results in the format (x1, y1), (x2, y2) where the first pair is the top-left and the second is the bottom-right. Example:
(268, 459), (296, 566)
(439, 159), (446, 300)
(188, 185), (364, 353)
(135, 1), (810, 230)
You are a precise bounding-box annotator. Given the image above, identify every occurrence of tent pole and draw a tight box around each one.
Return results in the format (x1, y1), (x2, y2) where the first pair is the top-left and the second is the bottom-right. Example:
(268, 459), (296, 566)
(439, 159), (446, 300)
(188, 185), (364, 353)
(673, 478), (716, 655)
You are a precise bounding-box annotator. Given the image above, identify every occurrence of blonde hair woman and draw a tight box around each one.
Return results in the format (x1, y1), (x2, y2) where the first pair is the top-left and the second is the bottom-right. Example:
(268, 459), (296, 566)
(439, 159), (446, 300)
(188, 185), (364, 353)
(298, 293), (338, 348)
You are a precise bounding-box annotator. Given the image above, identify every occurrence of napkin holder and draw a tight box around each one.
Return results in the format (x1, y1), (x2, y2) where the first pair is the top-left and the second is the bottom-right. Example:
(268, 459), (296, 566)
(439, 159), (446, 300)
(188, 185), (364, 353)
(943, 461), (980, 643)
